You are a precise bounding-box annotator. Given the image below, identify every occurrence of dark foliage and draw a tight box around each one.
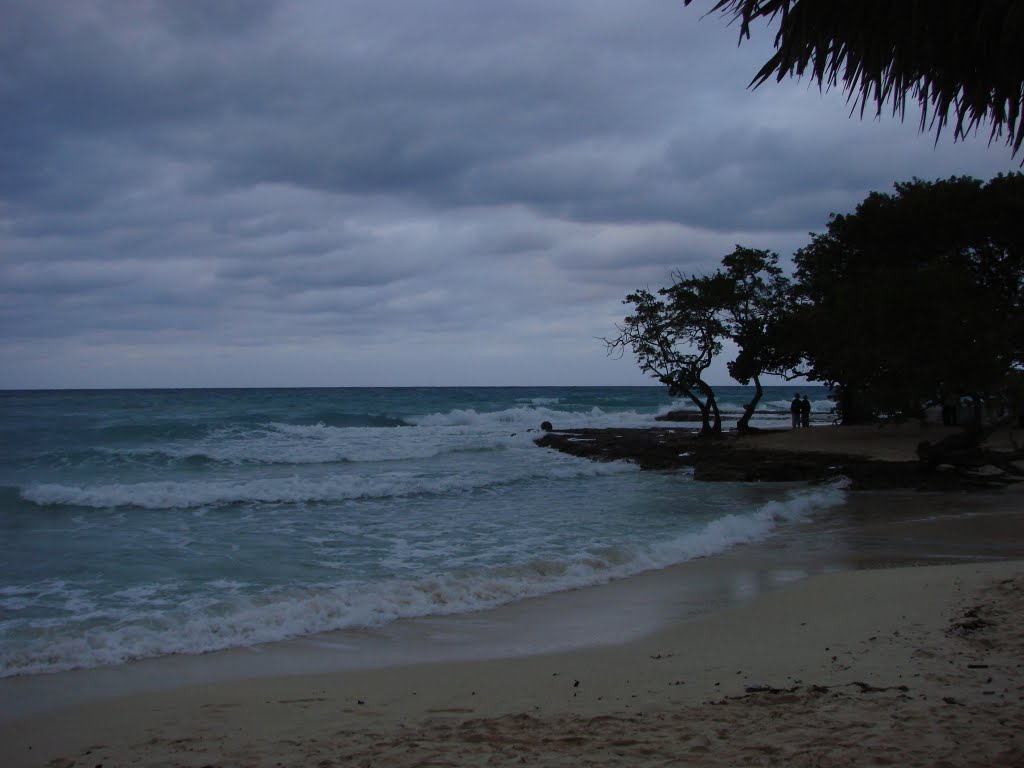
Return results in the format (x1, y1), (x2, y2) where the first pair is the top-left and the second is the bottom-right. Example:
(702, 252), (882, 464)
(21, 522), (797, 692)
(686, 0), (1024, 156)
(607, 247), (793, 433)
(611, 173), (1024, 427)
(606, 276), (728, 434)
(718, 248), (798, 430)
(792, 173), (1024, 422)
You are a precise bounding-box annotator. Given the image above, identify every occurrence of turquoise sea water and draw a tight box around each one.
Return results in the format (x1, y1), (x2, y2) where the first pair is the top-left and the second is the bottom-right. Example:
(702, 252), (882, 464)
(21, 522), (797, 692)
(0, 385), (836, 677)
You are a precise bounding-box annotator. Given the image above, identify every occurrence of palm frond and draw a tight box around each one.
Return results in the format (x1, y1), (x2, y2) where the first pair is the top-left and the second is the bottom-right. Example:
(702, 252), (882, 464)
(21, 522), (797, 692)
(685, 0), (1024, 155)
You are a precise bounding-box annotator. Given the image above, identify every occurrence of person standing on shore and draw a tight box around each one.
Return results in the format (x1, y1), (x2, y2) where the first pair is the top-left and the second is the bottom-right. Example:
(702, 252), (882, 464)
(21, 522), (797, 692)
(791, 394), (801, 428)
(800, 395), (811, 428)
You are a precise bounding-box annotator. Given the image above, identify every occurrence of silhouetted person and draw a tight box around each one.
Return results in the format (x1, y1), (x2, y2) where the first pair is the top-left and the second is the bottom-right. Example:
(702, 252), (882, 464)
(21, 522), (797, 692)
(800, 395), (811, 428)
(791, 395), (801, 428)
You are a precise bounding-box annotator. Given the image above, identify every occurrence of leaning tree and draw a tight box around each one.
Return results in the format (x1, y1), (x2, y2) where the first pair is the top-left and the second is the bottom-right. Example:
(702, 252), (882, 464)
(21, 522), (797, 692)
(607, 275), (729, 434)
(607, 247), (795, 434)
(685, 0), (1024, 156)
(717, 247), (798, 432)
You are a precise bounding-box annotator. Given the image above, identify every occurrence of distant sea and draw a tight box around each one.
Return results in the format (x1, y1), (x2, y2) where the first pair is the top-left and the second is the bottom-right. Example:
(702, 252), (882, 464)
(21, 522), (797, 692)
(0, 385), (836, 677)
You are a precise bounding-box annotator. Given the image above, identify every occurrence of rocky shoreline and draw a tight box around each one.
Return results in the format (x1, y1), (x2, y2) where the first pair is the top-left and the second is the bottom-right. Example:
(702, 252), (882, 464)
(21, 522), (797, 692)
(534, 426), (1024, 490)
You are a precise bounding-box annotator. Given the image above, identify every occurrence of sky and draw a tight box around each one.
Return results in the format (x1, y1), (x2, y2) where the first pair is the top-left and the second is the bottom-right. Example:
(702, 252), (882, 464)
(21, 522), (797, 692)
(1, 1), (1017, 389)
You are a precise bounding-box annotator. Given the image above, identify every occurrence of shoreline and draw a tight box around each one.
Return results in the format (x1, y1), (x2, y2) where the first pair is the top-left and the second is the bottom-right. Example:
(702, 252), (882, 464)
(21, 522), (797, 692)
(3, 483), (1023, 766)
(4, 486), (1020, 706)
(3, 558), (1021, 766)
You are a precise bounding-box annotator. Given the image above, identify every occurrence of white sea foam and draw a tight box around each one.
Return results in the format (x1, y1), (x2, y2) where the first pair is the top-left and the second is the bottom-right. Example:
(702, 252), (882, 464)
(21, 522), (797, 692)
(96, 399), (826, 473)
(406, 406), (662, 430)
(21, 456), (639, 510)
(0, 483), (846, 677)
(648, 484), (844, 564)
(108, 422), (540, 467)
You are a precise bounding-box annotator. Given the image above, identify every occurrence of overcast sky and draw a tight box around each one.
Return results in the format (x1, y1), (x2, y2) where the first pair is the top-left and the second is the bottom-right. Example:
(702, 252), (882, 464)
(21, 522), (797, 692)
(1, 1), (1016, 389)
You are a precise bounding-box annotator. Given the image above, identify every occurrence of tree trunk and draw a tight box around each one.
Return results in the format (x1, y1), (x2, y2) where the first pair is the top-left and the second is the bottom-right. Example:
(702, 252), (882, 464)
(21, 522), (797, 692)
(709, 394), (722, 433)
(737, 374), (764, 433)
(839, 384), (866, 425)
(683, 389), (713, 434)
(696, 381), (722, 434)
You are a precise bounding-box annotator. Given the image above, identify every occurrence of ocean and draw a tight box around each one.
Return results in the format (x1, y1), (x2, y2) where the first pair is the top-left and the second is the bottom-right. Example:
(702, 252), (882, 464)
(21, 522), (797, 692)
(0, 385), (838, 678)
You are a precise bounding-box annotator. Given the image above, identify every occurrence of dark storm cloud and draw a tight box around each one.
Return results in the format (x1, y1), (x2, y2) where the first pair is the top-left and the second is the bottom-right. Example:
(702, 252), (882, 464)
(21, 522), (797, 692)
(0, 0), (1017, 387)
(3, 0), (1006, 226)
(2, 0), (756, 224)
(153, 0), (278, 38)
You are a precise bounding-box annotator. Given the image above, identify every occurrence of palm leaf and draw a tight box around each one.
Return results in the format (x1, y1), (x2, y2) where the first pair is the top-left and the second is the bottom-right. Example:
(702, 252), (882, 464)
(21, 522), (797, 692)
(686, 0), (1024, 155)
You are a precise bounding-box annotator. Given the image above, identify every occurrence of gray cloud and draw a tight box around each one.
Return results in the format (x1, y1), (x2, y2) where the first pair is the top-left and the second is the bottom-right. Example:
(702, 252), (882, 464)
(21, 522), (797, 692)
(0, 0), (1017, 387)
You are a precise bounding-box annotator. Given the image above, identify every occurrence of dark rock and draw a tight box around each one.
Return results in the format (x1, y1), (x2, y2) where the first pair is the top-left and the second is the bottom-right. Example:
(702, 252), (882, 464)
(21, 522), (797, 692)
(534, 427), (1020, 490)
(655, 410), (705, 423)
(534, 428), (700, 471)
(918, 428), (1024, 479)
(540, 421), (553, 432)
(743, 684), (800, 694)
(851, 681), (909, 693)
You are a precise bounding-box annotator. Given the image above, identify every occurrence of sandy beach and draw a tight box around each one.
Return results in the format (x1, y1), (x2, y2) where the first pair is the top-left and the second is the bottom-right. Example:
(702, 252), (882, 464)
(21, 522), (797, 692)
(2, 557), (1021, 767)
(735, 421), (1022, 462)
(2, 425), (1023, 767)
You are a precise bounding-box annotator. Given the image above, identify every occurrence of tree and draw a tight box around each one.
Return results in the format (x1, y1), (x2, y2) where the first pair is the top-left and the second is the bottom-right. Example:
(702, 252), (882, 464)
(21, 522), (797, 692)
(608, 274), (728, 434)
(685, 0), (1024, 156)
(607, 247), (794, 434)
(793, 173), (1024, 422)
(717, 247), (798, 431)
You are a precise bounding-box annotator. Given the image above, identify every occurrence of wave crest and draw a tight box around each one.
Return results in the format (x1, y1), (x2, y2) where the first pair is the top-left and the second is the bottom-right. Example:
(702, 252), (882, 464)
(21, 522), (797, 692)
(1, 482), (845, 676)
(20, 459), (638, 511)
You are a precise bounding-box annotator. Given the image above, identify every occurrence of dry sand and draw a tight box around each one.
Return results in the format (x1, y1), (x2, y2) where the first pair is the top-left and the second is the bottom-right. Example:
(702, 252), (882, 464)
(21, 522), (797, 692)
(2, 559), (1022, 767)
(735, 422), (1021, 462)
